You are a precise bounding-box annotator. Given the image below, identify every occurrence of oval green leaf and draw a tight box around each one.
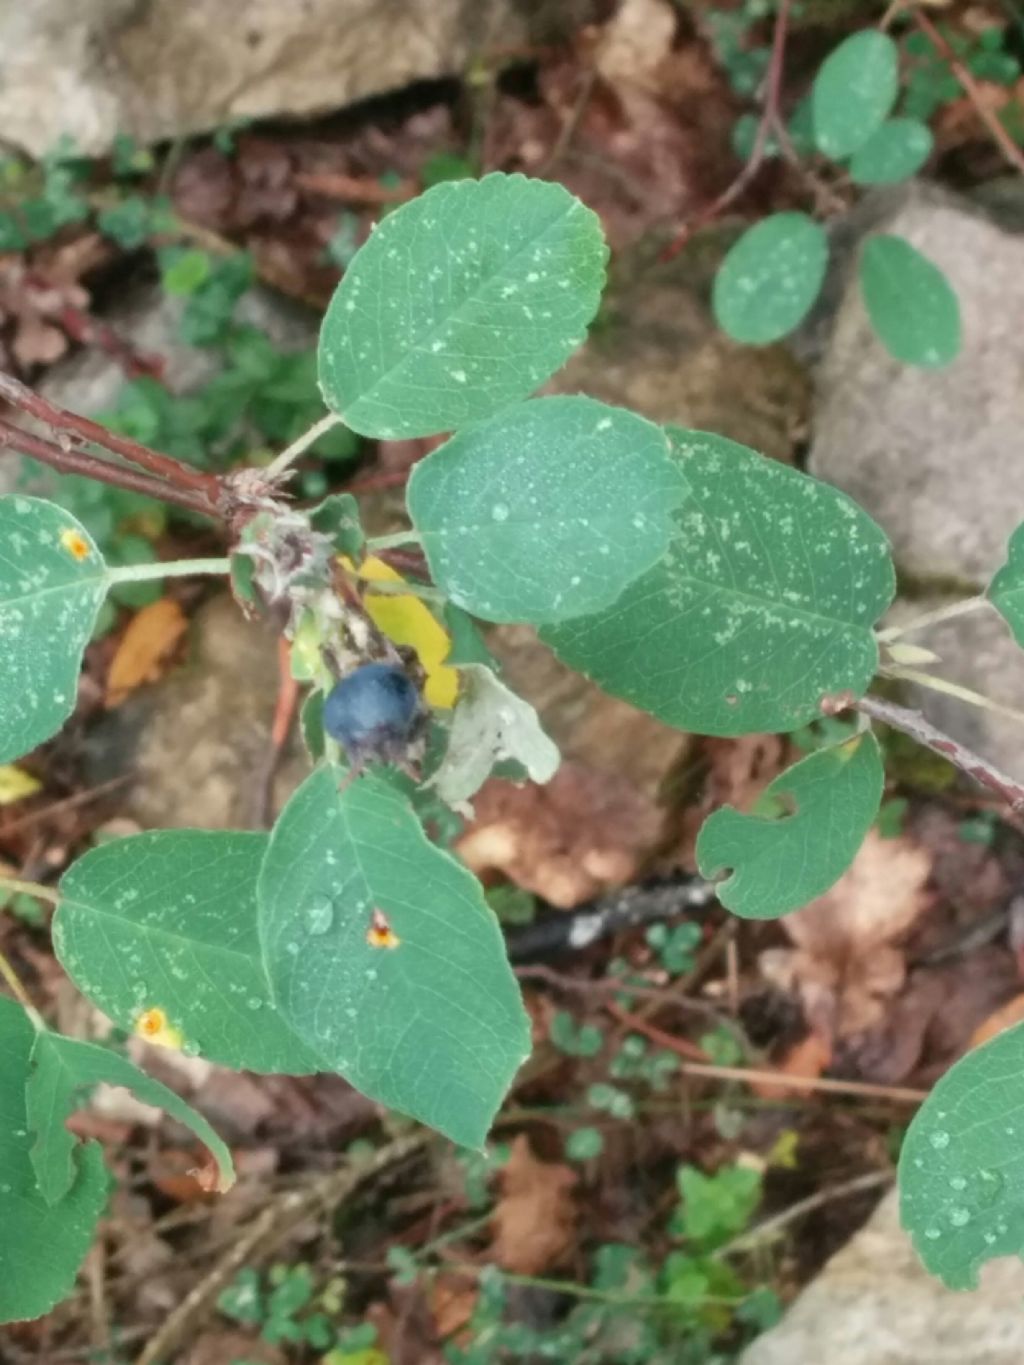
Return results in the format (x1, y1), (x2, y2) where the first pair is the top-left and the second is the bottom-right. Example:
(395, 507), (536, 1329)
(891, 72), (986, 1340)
(859, 234), (961, 367)
(26, 1031), (234, 1204)
(0, 496), (108, 763)
(542, 428), (895, 736)
(848, 117), (933, 185)
(0, 996), (108, 1325)
(899, 1020), (1024, 1289)
(54, 831), (321, 1074)
(258, 768), (531, 1147)
(988, 522), (1024, 647)
(812, 30), (899, 158)
(406, 396), (684, 624)
(712, 213), (828, 345)
(696, 732), (884, 919)
(317, 173), (608, 438)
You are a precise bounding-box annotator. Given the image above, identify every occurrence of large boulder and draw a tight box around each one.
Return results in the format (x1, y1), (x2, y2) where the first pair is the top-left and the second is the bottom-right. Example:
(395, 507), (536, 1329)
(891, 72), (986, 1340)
(742, 1188), (1024, 1365)
(807, 186), (1024, 773)
(0, 0), (591, 158)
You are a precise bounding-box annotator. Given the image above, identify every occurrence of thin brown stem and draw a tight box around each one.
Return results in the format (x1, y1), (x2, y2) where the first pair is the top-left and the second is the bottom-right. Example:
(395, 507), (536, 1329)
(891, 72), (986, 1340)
(611, 1005), (927, 1102)
(913, 7), (1024, 177)
(825, 691), (1024, 813)
(0, 371), (221, 502)
(0, 417), (217, 520)
(661, 0), (792, 261)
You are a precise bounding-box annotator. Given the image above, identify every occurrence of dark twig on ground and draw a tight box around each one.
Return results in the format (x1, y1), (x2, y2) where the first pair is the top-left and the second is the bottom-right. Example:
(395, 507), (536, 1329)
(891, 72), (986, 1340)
(661, 0), (793, 261)
(134, 1133), (430, 1365)
(505, 877), (717, 962)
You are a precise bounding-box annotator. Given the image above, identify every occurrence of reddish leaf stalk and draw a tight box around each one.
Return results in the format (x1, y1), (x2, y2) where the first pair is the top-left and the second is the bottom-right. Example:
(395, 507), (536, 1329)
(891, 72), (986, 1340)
(0, 416), (217, 520)
(825, 691), (1024, 813)
(661, 0), (793, 262)
(0, 370), (220, 502)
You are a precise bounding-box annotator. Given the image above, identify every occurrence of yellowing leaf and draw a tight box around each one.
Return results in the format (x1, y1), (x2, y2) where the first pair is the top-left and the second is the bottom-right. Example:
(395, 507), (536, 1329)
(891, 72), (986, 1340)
(0, 765), (41, 805)
(346, 555), (459, 708)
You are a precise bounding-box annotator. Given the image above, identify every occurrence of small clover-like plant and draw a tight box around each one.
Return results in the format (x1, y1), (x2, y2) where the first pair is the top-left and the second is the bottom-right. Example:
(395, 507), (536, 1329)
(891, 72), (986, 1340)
(0, 169), (1022, 1323)
(711, 24), (962, 367)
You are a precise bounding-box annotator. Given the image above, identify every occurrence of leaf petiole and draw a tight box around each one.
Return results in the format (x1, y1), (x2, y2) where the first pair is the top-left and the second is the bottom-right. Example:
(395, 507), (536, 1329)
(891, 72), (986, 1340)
(876, 595), (987, 642)
(103, 557), (232, 586)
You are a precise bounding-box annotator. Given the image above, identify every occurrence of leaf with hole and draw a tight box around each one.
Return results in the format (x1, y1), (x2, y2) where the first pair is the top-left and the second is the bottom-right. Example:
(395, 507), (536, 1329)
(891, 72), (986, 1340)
(429, 663), (560, 808)
(812, 31), (899, 158)
(848, 118), (933, 185)
(859, 235), (961, 367)
(0, 496), (108, 763)
(542, 428), (895, 736)
(696, 733), (884, 918)
(406, 396), (684, 623)
(713, 213), (828, 345)
(54, 831), (320, 1074)
(988, 522), (1024, 647)
(899, 1019), (1024, 1288)
(0, 996), (108, 1324)
(317, 173), (607, 438)
(26, 1031), (234, 1204)
(258, 768), (531, 1147)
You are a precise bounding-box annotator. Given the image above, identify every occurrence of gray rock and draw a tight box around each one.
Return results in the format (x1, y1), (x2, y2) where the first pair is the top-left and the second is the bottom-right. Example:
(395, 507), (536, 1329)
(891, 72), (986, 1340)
(809, 187), (1024, 586)
(808, 185), (1024, 774)
(741, 1188), (1024, 1365)
(0, 0), (591, 158)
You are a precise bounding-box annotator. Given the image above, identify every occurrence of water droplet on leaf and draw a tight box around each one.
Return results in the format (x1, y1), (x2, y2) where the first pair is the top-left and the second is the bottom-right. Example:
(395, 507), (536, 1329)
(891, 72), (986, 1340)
(305, 895), (335, 935)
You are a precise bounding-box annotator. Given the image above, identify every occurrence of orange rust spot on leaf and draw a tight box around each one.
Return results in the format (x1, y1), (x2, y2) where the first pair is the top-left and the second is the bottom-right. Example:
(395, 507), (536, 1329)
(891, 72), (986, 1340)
(367, 907), (400, 950)
(60, 528), (91, 561)
(135, 1007), (185, 1050)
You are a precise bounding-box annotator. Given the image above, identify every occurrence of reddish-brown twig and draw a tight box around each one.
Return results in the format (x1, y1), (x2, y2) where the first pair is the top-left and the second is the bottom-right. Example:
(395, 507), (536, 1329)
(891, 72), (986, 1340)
(0, 416), (217, 520)
(825, 690), (1024, 813)
(609, 1004), (927, 1102)
(913, 7), (1024, 177)
(0, 371), (220, 502)
(661, 0), (793, 262)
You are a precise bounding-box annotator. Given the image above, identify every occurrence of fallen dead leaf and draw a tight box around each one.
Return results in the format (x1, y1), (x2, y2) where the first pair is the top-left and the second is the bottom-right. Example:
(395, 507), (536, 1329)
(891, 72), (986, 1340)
(970, 990), (1024, 1048)
(106, 598), (188, 706)
(759, 829), (933, 1042)
(459, 761), (665, 907)
(429, 1272), (479, 1341)
(750, 1030), (832, 1101)
(490, 1135), (578, 1276)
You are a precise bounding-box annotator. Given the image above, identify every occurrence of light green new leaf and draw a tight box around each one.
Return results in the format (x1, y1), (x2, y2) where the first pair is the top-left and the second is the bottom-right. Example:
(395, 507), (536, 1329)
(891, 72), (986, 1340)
(407, 397), (684, 623)
(812, 31), (899, 159)
(712, 213), (828, 345)
(859, 235), (961, 367)
(0, 997), (108, 1324)
(0, 496), (108, 763)
(988, 522), (1024, 647)
(429, 663), (560, 808)
(543, 428), (895, 736)
(849, 118), (933, 185)
(258, 769), (531, 1147)
(899, 1020), (1024, 1289)
(54, 831), (320, 1075)
(696, 733), (883, 919)
(317, 173), (607, 438)
(26, 1031), (234, 1205)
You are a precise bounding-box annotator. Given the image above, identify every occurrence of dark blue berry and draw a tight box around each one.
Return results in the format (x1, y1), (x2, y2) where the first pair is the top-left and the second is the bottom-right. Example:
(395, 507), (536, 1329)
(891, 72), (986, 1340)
(323, 663), (420, 766)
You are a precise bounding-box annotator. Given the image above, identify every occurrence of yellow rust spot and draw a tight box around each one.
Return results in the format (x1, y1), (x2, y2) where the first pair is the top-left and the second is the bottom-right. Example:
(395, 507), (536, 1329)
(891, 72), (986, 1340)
(135, 1007), (185, 1050)
(59, 528), (91, 561)
(367, 907), (400, 950)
